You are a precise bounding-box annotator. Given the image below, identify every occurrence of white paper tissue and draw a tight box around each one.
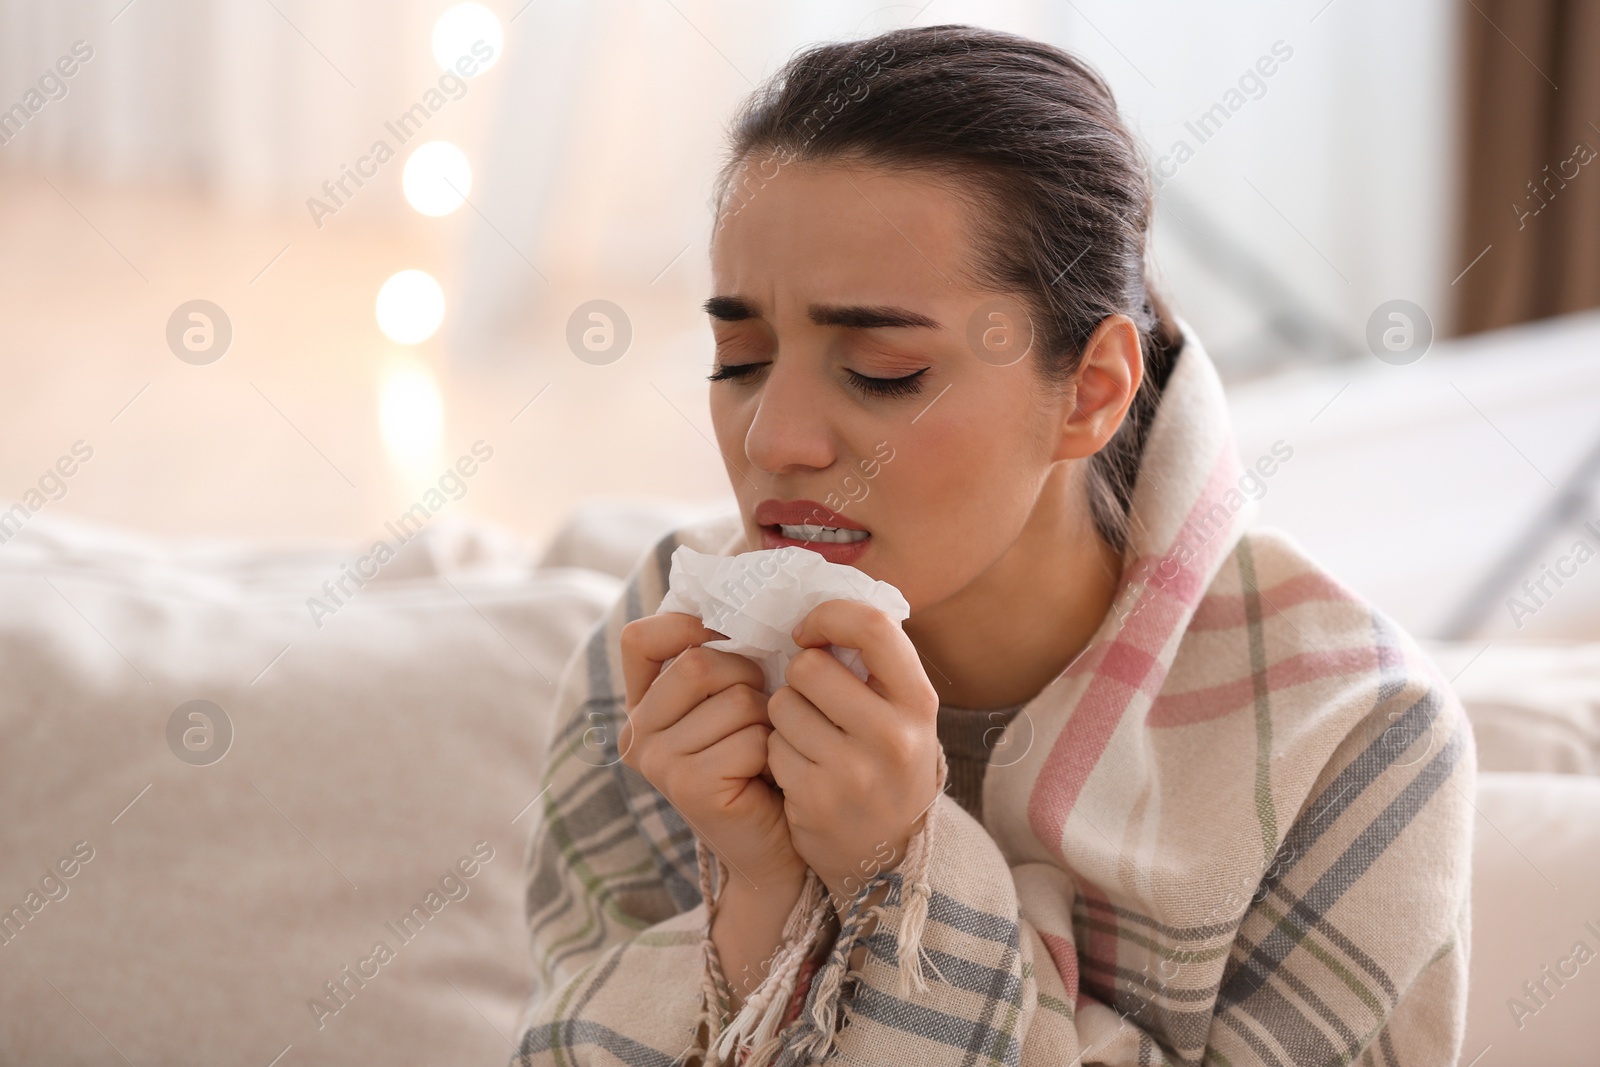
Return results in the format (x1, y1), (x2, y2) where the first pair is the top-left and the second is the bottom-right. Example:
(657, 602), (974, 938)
(655, 544), (912, 695)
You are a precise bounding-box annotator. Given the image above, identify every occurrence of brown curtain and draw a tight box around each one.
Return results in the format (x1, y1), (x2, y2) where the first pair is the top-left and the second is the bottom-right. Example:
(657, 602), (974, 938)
(1454, 0), (1600, 335)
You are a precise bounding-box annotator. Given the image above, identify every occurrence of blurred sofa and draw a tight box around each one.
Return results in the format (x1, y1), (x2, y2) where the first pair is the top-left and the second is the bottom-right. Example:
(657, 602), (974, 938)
(0, 498), (1596, 1065)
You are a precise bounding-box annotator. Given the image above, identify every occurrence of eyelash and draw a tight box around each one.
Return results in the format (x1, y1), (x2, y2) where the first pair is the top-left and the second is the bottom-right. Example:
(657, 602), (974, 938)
(706, 362), (928, 398)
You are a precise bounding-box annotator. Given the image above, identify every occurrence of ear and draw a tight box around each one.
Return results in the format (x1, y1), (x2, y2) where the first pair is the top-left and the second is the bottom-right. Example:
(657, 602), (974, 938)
(1052, 314), (1144, 462)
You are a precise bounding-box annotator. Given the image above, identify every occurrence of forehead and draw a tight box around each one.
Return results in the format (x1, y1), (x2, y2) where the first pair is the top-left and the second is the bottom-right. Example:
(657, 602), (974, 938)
(710, 159), (982, 306)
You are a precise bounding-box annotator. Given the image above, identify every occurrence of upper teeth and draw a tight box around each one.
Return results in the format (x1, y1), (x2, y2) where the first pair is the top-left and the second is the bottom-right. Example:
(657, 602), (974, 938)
(778, 523), (868, 543)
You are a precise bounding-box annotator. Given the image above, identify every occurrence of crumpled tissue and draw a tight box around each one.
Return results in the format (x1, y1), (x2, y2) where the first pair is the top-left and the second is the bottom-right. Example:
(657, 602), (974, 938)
(655, 544), (911, 695)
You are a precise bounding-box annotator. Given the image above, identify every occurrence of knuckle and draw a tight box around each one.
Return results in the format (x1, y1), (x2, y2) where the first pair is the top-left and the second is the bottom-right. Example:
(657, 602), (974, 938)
(795, 646), (827, 671)
(635, 745), (659, 785)
(618, 718), (644, 762)
(652, 758), (681, 799)
(674, 646), (711, 684)
(901, 719), (931, 755)
(618, 618), (648, 657)
(767, 688), (792, 726)
(797, 652), (832, 687)
(866, 609), (893, 640)
(886, 726), (917, 765)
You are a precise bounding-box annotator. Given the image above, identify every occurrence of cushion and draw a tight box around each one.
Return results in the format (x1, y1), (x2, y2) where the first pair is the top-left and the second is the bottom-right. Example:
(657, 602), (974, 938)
(1424, 639), (1600, 775)
(1463, 773), (1600, 1066)
(535, 494), (736, 578)
(0, 508), (618, 1065)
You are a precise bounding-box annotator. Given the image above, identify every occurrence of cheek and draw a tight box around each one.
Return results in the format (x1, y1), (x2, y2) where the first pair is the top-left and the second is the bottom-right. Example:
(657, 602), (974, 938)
(902, 381), (1052, 509)
(709, 391), (750, 460)
(710, 391), (764, 550)
(869, 414), (1036, 607)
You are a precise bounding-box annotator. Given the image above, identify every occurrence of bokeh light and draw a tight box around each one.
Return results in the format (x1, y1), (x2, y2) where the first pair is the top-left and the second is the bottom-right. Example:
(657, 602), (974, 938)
(403, 141), (472, 216)
(379, 358), (445, 474)
(432, 3), (503, 75)
(375, 270), (446, 344)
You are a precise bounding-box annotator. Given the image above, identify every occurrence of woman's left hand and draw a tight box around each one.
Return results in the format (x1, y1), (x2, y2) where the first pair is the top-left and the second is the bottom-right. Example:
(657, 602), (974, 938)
(766, 599), (942, 909)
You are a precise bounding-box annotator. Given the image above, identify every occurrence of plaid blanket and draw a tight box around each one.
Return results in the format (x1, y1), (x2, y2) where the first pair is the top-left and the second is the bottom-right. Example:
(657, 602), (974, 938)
(512, 325), (1476, 1066)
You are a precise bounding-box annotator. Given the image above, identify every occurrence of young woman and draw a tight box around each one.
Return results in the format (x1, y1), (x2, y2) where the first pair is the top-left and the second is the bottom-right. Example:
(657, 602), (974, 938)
(514, 24), (1475, 1067)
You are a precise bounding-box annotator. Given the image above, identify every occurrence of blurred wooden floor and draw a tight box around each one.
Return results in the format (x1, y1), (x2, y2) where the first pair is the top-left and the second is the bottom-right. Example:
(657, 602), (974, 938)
(0, 171), (736, 556)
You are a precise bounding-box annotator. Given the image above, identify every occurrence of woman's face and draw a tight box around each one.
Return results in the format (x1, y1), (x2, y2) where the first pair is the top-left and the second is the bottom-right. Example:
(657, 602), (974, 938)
(706, 157), (1104, 615)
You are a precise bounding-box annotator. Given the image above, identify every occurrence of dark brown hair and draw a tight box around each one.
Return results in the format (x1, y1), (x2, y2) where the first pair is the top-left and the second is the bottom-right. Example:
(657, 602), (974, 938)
(711, 23), (1183, 557)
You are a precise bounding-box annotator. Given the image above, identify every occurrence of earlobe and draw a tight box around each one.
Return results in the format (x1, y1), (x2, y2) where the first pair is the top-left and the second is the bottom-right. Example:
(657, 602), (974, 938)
(1053, 314), (1143, 461)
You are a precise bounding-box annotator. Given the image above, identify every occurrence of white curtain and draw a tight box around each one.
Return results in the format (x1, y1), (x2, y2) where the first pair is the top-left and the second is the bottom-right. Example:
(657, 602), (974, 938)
(0, 0), (447, 212)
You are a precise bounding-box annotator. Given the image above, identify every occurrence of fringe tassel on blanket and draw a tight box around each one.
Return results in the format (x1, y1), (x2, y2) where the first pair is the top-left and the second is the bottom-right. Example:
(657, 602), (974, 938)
(710, 871), (829, 1066)
(692, 750), (948, 1065)
(891, 747), (946, 998)
(787, 748), (949, 1065)
(690, 839), (832, 1067)
(689, 838), (731, 1063)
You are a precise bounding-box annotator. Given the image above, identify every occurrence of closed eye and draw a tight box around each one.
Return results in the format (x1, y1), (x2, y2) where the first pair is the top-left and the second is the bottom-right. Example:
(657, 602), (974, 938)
(846, 367), (927, 398)
(706, 362), (765, 383)
(706, 362), (929, 399)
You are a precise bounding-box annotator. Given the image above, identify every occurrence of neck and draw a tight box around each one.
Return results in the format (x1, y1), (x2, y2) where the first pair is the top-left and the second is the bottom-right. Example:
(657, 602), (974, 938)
(902, 464), (1124, 709)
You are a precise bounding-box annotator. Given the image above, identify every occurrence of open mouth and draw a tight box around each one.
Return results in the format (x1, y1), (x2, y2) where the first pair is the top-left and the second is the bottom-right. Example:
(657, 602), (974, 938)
(770, 523), (870, 544)
(759, 524), (871, 563)
(754, 499), (872, 562)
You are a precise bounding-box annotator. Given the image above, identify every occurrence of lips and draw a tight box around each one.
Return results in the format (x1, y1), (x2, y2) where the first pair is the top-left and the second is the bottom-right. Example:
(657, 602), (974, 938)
(754, 499), (867, 531)
(754, 498), (871, 565)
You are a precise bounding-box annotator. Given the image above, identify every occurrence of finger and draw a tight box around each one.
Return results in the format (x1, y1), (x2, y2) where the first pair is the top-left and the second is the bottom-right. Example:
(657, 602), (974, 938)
(765, 724), (814, 794)
(691, 720), (776, 787)
(790, 600), (931, 712)
(782, 645), (887, 736)
(767, 683), (844, 762)
(665, 683), (772, 756)
(630, 645), (767, 740)
(620, 612), (723, 710)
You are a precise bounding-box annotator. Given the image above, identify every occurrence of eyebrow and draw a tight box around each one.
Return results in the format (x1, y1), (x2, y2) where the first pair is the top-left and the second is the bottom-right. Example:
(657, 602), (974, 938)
(702, 296), (941, 330)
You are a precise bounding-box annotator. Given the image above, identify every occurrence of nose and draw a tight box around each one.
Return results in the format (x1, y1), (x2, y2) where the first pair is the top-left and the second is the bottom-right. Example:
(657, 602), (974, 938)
(742, 356), (837, 476)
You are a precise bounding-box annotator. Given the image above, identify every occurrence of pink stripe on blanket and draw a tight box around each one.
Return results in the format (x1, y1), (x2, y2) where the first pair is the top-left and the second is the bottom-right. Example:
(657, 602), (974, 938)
(1028, 445), (1243, 856)
(1186, 570), (1361, 631)
(1038, 929), (1081, 1003)
(1074, 878), (1121, 984)
(1146, 645), (1380, 728)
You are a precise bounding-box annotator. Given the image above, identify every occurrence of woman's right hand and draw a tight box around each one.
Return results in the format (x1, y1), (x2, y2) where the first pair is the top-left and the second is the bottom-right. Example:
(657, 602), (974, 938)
(618, 612), (806, 889)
